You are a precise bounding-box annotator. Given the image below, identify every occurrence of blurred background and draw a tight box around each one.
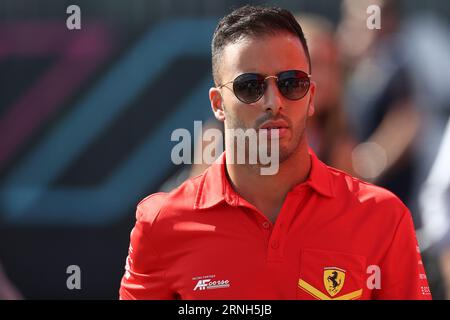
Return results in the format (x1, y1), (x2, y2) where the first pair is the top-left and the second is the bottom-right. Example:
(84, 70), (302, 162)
(0, 0), (449, 299)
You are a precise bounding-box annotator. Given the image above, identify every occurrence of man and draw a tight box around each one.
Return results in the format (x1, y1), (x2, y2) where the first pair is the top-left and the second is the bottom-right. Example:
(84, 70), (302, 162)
(119, 5), (431, 300)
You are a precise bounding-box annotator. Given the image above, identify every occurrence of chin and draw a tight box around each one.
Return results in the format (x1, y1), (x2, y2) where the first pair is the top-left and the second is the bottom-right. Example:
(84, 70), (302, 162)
(262, 133), (302, 164)
(278, 148), (294, 163)
(265, 144), (292, 164)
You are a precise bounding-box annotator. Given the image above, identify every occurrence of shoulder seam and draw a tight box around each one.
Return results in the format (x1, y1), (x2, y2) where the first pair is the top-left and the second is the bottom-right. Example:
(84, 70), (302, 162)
(137, 192), (167, 208)
(326, 165), (405, 201)
(326, 165), (376, 187)
(194, 171), (208, 210)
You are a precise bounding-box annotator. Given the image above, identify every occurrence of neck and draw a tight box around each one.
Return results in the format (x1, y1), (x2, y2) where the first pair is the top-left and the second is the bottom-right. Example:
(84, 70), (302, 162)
(225, 140), (312, 223)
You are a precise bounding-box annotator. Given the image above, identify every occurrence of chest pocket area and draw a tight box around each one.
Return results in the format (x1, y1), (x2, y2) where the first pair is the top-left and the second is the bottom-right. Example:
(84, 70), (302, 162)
(297, 248), (366, 300)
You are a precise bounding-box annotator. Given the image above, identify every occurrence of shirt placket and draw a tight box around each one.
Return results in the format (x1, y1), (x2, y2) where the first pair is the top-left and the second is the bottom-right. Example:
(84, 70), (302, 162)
(266, 185), (310, 262)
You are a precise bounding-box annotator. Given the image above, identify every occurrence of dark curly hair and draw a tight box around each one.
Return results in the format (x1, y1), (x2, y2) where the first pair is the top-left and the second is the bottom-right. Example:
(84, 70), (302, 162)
(211, 5), (311, 85)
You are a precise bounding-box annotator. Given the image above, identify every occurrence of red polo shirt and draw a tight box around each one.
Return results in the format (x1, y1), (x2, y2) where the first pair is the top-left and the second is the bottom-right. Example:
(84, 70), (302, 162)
(119, 151), (431, 300)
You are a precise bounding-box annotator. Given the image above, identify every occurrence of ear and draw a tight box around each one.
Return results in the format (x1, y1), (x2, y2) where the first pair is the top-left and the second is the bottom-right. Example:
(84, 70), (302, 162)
(307, 81), (316, 117)
(209, 87), (226, 122)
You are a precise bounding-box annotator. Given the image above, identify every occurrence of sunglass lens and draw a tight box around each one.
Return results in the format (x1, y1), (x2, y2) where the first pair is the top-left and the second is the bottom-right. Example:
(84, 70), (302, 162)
(278, 71), (310, 100)
(233, 74), (265, 103)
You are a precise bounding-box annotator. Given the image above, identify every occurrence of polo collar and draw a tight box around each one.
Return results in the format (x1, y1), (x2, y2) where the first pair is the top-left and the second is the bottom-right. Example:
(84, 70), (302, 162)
(194, 149), (335, 210)
(301, 148), (335, 198)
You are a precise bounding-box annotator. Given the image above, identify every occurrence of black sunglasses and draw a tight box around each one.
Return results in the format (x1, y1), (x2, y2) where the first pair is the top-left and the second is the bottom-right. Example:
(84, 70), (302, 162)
(218, 70), (311, 104)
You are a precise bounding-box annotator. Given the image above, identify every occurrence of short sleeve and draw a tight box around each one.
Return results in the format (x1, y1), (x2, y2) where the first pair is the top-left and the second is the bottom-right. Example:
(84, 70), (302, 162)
(374, 209), (432, 299)
(119, 205), (174, 300)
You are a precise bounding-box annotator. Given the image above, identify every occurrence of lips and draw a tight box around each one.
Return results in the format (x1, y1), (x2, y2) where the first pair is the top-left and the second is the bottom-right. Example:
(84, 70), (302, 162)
(259, 119), (289, 130)
(259, 120), (289, 138)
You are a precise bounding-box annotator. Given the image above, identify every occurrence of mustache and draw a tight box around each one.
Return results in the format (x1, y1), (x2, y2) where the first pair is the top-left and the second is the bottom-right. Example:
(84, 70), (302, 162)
(254, 114), (291, 128)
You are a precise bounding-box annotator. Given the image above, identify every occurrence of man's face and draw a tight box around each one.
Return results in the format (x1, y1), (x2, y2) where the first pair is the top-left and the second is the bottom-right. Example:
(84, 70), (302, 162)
(210, 32), (315, 163)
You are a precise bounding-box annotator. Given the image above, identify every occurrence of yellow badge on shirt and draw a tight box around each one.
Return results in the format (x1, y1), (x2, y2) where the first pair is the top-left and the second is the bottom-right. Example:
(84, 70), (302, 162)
(323, 267), (346, 297)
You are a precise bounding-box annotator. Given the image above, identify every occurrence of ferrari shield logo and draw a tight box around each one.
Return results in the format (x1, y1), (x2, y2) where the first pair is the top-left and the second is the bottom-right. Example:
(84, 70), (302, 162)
(323, 267), (346, 297)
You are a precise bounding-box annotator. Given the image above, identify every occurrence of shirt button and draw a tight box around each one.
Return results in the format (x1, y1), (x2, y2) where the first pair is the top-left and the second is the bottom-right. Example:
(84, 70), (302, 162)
(262, 221), (270, 229)
(271, 240), (279, 249)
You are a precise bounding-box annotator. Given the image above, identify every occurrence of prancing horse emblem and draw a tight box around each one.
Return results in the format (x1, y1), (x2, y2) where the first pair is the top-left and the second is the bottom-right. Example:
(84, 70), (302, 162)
(323, 267), (346, 297)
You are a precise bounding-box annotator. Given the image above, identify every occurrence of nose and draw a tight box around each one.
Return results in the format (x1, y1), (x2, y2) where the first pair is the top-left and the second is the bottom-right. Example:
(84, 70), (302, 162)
(261, 78), (283, 114)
